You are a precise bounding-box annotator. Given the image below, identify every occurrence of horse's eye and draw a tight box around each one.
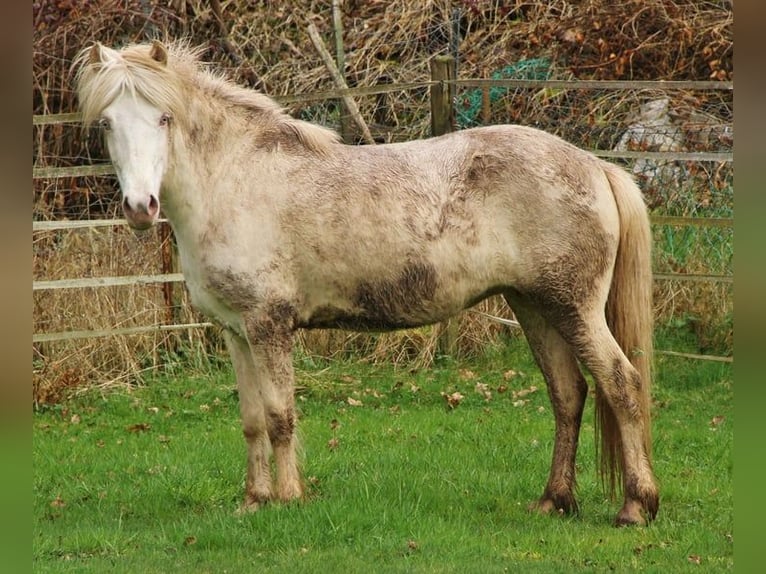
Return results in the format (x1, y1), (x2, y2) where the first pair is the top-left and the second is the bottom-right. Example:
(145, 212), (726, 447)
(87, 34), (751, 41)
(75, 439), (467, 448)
(98, 118), (111, 130)
(160, 113), (172, 127)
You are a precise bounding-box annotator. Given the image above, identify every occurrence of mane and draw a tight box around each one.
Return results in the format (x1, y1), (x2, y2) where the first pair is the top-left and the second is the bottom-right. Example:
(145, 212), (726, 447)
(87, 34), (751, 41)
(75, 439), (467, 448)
(73, 40), (341, 154)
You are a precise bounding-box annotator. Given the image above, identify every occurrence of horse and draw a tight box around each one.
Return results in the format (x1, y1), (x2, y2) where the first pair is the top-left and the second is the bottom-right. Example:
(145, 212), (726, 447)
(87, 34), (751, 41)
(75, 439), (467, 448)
(73, 39), (658, 526)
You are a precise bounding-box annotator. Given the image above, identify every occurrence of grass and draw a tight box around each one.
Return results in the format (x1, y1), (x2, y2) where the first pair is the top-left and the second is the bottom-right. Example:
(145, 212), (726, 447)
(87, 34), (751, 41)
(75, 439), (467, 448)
(33, 334), (733, 573)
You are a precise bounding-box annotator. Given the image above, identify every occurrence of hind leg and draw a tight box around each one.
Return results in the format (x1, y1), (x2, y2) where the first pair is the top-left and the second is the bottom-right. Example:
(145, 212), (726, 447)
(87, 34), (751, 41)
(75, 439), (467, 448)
(555, 312), (659, 525)
(505, 291), (588, 516)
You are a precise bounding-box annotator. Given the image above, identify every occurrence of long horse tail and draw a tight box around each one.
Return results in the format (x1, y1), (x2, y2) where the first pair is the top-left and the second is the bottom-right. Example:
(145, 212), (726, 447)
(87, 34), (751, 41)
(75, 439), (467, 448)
(597, 161), (654, 498)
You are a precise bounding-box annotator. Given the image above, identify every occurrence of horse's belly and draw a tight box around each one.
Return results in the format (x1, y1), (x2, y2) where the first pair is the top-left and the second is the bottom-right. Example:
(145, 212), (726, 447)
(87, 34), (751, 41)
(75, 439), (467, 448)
(301, 307), (428, 332)
(299, 268), (505, 332)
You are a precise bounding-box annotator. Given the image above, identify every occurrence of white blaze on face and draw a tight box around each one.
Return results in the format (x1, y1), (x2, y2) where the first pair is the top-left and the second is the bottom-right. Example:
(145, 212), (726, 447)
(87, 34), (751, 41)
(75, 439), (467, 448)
(100, 93), (170, 230)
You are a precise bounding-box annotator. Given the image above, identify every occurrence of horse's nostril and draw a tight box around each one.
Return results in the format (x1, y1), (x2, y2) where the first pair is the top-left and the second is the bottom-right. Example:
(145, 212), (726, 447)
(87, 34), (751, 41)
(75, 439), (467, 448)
(148, 195), (159, 215)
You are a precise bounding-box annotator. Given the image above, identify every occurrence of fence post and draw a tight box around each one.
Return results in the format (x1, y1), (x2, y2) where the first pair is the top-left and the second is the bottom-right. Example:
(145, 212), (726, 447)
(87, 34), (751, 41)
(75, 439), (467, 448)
(332, 0), (353, 144)
(159, 222), (178, 354)
(430, 55), (459, 356)
(430, 55), (456, 137)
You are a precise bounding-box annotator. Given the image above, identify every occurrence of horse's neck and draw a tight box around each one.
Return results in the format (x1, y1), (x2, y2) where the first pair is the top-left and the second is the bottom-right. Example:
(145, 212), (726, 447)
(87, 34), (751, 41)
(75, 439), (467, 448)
(161, 150), (213, 245)
(161, 172), (216, 287)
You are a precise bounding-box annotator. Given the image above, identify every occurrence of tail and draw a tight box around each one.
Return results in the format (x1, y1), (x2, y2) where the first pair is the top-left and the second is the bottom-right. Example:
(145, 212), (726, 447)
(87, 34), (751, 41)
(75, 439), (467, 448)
(596, 162), (654, 498)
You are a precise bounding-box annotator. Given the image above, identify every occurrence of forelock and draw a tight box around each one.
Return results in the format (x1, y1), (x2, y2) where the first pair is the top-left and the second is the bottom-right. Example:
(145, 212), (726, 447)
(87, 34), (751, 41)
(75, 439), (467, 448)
(73, 41), (198, 125)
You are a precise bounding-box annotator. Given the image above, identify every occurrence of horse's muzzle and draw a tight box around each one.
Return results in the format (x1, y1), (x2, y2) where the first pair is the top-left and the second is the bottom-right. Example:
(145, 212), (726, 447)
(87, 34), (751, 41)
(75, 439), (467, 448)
(123, 194), (160, 230)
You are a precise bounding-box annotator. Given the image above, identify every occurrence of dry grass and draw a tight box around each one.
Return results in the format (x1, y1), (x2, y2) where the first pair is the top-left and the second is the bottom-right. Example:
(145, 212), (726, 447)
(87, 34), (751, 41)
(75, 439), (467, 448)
(32, 0), (733, 403)
(32, 223), (217, 404)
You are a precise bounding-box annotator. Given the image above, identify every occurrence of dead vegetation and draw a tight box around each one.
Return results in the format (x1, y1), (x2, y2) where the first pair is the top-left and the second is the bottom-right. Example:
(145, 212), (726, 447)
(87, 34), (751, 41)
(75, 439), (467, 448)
(33, 0), (733, 403)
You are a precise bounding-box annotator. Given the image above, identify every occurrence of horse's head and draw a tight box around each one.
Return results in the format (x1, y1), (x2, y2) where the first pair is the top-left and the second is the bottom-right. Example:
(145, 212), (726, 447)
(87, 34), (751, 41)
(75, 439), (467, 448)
(77, 41), (174, 230)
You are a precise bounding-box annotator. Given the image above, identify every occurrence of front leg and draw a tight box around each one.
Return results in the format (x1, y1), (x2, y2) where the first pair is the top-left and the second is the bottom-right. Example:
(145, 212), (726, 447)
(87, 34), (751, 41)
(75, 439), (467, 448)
(223, 330), (273, 512)
(243, 304), (302, 504)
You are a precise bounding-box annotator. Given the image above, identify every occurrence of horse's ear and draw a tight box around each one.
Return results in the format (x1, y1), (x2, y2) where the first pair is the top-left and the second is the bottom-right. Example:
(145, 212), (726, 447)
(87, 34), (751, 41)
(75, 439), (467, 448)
(88, 42), (104, 65)
(149, 40), (168, 66)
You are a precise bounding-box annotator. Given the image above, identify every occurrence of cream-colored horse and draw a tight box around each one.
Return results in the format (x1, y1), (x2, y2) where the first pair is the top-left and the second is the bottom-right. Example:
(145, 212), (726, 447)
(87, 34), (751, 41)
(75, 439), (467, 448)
(74, 40), (658, 525)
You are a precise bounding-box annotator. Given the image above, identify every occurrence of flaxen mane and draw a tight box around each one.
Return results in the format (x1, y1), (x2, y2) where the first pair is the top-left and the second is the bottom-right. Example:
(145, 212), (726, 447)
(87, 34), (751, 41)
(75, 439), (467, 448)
(73, 40), (339, 154)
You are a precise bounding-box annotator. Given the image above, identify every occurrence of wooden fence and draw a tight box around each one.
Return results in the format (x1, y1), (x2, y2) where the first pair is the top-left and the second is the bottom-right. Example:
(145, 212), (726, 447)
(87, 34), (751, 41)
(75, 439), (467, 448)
(32, 75), (733, 361)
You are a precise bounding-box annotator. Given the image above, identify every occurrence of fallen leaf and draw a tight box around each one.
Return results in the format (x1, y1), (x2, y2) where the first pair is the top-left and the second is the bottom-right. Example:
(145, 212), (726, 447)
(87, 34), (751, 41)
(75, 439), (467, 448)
(459, 369), (476, 380)
(199, 404), (210, 412)
(688, 554), (701, 565)
(710, 415), (724, 427)
(512, 385), (538, 400)
(347, 397), (363, 407)
(327, 437), (339, 450)
(50, 495), (66, 508)
(441, 391), (464, 409)
(184, 536), (197, 546)
(330, 418), (340, 430)
(497, 384), (509, 394)
(475, 382), (492, 401)
(503, 370), (517, 380)
(407, 539), (418, 551)
(70, 414), (81, 424)
(126, 423), (151, 433)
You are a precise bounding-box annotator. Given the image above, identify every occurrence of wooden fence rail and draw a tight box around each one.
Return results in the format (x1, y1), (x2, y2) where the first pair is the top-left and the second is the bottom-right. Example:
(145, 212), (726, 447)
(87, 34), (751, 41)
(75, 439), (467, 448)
(31, 78), (733, 126)
(33, 149), (733, 180)
(32, 215), (734, 234)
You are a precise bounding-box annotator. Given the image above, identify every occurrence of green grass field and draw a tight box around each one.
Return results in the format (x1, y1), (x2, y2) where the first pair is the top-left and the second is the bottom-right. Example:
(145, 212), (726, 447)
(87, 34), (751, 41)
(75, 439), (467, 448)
(33, 333), (733, 573)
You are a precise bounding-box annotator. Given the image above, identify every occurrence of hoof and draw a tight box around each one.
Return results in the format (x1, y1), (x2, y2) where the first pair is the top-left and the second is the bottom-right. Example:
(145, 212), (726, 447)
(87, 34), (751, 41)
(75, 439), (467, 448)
(528, 493), (577, 517)
(236, 492), (271, 515)
(235, 500), (263, 515)
(614, 499), (651, 526)
(276, 481), (304, 503)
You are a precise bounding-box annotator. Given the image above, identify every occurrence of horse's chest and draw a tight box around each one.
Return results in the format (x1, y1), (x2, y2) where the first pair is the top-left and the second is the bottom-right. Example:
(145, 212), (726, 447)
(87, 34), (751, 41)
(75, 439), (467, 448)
(182, 263), (247, 336)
